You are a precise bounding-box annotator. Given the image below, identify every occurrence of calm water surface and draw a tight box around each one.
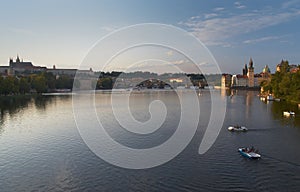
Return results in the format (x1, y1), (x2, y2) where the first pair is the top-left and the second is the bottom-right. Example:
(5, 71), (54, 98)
(0, 90), (300, 191)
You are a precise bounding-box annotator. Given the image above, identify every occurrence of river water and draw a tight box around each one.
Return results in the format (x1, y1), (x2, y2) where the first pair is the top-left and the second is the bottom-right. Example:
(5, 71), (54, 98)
(0, 90), (299, 191)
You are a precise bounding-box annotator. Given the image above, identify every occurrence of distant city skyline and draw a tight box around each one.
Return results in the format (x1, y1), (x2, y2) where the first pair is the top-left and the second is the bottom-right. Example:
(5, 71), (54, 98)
(0, 0), (300, 74)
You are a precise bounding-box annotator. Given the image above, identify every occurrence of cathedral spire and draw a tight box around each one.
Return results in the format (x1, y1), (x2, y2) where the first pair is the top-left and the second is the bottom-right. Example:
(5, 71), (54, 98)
(249, 58), (254, 69)
(242, 63), (248, 75)
(16, 54), (20, 63)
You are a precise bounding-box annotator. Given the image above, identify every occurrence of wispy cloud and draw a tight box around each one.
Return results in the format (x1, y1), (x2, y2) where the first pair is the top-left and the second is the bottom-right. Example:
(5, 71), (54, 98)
(179, 7), (300, 47)
(213, 7), (225, 12)
(282, 0), (300, 9)
(243, 36), (281, 44)
(204, 13), (218, 19)
(169, 59), (189, 65)
(234, 1), (246, 9)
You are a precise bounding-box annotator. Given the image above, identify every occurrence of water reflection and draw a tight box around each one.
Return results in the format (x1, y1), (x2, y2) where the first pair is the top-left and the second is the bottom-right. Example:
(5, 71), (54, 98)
(270, 101), (300, 128)
(1, 90), (300, 191)
(0, 96), (33, 135)
(0, 95), (72, 115)
(221, 89), (300, 128)
(220, 88), (231, 97)
(0, 96), (32, 117)
(0, 95), (71, 135)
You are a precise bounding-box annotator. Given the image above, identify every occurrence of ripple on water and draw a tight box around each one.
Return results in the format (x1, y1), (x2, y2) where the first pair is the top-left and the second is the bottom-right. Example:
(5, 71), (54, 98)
(1, 92), (300, 191)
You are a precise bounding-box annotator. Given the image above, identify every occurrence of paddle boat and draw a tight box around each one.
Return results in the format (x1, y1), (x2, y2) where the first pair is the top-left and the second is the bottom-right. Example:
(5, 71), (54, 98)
(238, 147), (261, 159)
(283, 111), (295, 117)
(228, 125), (248, 132)
(267, 94), (274, 101)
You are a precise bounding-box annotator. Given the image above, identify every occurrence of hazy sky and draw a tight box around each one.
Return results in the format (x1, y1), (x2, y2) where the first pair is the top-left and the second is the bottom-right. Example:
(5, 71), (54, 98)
(0, 0), (300, 74)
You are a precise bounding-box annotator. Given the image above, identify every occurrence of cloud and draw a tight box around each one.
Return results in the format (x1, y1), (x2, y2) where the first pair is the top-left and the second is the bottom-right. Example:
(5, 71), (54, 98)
(282, 0), (300, 9)
(179, 8), (300, 47)
(170, 59), (188, 65)
(190, 16), (201, 20)
(198, 61), (210, 66)
(213, 7), (225, 12)
(243, 36), (281, 44)
(204, 13), (218, 19)
(234, 2), (246, 9)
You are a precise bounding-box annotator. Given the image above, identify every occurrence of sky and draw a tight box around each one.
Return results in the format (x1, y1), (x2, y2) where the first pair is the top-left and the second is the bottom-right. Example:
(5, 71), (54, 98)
(0, 0), (300, 74)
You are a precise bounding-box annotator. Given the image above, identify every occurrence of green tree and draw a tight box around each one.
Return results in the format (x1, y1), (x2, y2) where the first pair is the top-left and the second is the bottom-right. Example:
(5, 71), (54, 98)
(96, 77), (113, 89)
(13, 77), (20, 94)
(55, 75), (73, 89)
(19, 77), (31, 94)
(32, 75), (47, 93)
(279, 75), (291, 97)
(2, 77), (15, 95)
(279, 60), (290, 73)
(43, 72), (56, 90)
(264, 60), (300, 103)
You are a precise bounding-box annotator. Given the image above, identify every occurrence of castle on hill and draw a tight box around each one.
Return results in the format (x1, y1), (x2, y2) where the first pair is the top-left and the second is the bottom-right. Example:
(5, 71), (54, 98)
(221, 58), (271, 89)
(0, 55), (93, 77)
(10, 55), (35, 69)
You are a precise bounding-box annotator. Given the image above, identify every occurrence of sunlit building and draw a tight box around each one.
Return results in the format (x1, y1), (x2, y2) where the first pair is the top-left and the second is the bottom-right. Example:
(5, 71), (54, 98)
(221, 74), (232, 88)
(276, 60), (299, 73)
(222, 58), (271, 89)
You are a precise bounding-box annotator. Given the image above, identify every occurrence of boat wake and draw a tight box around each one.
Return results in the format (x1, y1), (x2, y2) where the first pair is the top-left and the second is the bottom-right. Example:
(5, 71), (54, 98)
(262, 153), (300, 168)
(247, 127), (277, 131)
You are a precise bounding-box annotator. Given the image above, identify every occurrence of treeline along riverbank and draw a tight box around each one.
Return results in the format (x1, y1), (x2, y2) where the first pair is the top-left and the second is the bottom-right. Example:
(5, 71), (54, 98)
(261, 61), (300, 103)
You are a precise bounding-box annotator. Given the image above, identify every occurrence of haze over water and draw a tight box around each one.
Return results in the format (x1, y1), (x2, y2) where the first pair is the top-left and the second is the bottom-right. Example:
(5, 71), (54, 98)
(0, 90), (300, 191)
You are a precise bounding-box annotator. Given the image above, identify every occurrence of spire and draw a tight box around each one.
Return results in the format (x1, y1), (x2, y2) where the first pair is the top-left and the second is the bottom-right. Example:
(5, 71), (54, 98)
(16, 54), (20, 63)
(249, 58), (254, 69)
(242, 63), (248, 75)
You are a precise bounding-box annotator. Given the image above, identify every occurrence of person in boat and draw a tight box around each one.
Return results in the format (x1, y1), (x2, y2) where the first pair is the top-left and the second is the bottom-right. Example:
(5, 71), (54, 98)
(235, 124), (241, 129)
(249, 146), (254, 152)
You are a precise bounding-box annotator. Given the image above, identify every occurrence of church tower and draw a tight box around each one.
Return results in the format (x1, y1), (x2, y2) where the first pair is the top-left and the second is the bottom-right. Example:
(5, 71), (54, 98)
(242, 64), (248, 75)
(9, 58), (13, 66)
(247, 58), (254, 87)
(16, 54), (21, 63)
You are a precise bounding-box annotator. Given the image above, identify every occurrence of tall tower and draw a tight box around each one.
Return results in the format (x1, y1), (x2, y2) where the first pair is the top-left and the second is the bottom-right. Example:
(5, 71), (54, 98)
(242, 64), (248, 75)
(9, 58), (13, 66)
(16, 54), (20, 63)
(247, 58), (254, 87)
